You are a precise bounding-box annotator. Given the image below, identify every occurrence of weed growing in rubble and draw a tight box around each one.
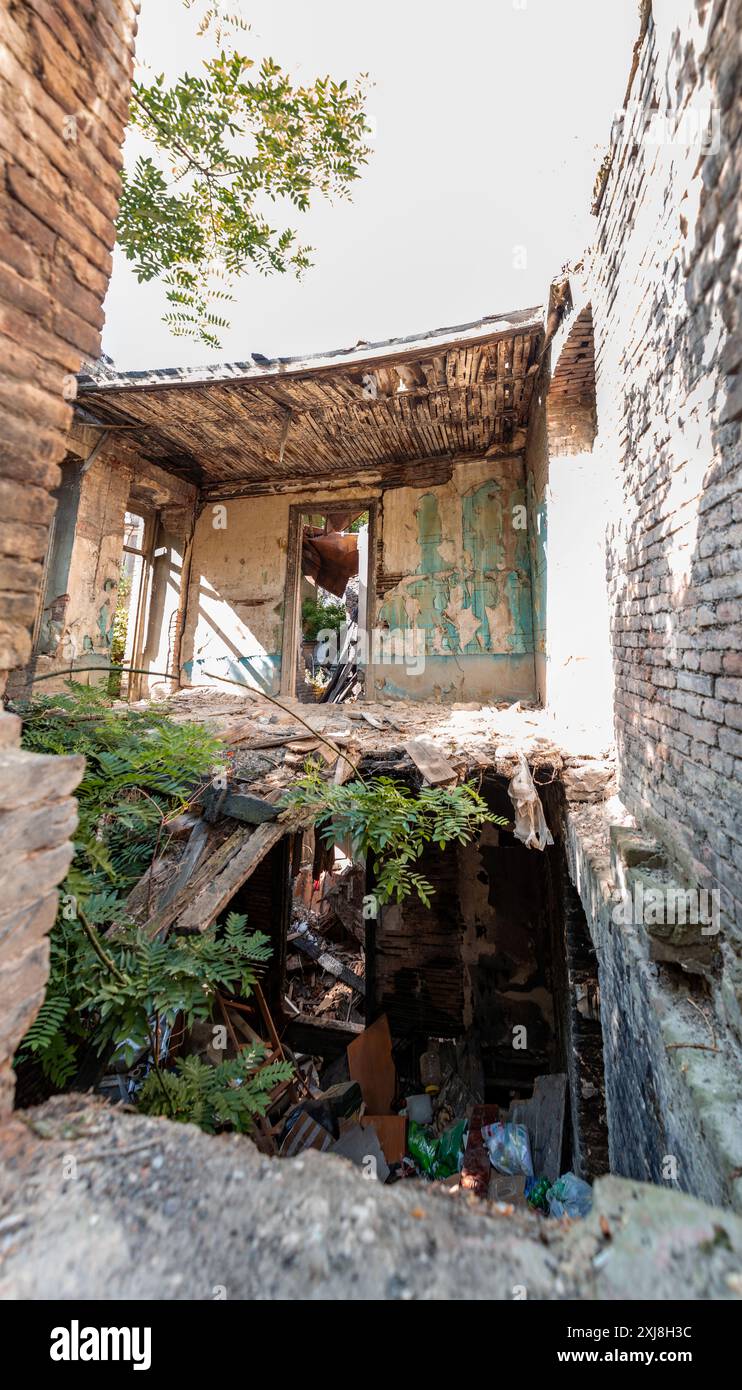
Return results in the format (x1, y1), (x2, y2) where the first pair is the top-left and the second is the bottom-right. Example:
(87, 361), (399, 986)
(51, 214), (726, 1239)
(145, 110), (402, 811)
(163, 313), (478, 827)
(282, 769), (506, 905)
(137, 1050), (293, 1133)
(15, 685), (289, 1133)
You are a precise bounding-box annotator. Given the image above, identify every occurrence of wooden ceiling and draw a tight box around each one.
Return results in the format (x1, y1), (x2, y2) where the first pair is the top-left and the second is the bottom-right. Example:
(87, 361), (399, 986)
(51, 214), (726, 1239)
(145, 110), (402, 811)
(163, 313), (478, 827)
(77, 308), (544, 494)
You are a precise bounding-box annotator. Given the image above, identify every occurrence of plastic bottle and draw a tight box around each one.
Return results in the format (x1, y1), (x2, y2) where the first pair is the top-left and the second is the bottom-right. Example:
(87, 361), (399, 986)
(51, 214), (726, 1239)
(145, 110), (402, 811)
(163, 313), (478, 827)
(420, 1039), (441, 1094)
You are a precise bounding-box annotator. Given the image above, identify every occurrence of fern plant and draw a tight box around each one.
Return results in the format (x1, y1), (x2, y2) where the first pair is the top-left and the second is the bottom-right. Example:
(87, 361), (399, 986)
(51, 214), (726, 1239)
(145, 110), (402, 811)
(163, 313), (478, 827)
(282, 770), (506, 905)
(15, 685), (291, 1133)
(138, 1049), (294, 1133)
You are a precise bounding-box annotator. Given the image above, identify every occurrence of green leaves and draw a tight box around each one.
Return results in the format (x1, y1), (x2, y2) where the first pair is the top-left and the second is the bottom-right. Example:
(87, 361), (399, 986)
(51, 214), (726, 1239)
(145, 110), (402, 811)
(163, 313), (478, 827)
(15, 685), (290, 1134)
(281, 772), (507, 906)
(86, 911), (273, 1065)
(301, 596), (346, 642)
(117, 14), (371, 344)
(138, 1049), (294, 1133)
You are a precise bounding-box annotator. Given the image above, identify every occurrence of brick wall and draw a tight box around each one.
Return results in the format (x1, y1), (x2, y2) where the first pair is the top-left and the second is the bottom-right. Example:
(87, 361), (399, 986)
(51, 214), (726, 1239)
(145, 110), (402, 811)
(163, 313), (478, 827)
(0, 0), (138, 1113)
(590, 0), (742, 1037)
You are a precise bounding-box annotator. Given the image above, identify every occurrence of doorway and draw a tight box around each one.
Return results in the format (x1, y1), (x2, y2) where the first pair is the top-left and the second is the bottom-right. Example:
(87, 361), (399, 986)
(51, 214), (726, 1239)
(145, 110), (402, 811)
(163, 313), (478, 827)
(279, 500), (376, 702)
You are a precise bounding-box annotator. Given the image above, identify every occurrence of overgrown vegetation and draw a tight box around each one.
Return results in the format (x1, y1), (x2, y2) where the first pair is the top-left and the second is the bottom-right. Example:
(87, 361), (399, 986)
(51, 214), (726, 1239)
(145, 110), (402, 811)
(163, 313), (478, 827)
(282, 768), (506, 905)
(16, 684), (292, 1128)
(15, 683), (504, 1132)
(138, 1048), (291, 1133)
(301, 595), (346, 642)
(118, 0), (371, 345)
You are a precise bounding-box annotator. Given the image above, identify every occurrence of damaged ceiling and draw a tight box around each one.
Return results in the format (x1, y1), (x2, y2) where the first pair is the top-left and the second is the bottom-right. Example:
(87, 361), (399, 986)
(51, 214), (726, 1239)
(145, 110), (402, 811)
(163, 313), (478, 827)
(75, 308), (544, 493)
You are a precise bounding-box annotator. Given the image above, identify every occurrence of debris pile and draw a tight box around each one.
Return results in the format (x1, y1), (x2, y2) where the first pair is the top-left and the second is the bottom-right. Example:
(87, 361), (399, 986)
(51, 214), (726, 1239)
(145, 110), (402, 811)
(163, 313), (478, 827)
(276, 1009), (593, 1221)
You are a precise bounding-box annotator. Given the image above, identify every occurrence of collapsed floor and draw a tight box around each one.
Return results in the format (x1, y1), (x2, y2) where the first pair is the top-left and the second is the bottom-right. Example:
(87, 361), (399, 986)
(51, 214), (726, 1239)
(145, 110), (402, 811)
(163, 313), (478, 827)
(17, 685), (736, 1222)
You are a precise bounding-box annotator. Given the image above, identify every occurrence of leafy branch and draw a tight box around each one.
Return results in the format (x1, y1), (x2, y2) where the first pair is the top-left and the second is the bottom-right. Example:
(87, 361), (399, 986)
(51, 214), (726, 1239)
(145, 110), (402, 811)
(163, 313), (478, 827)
(117, 4), (372, 345)
(281, 769), (506, 906)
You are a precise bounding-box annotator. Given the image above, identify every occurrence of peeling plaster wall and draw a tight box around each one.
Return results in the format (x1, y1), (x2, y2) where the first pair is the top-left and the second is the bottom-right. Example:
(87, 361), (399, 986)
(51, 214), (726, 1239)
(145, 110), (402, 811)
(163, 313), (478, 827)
(184, 495), (286, 693)
(182, 457), (537, 703)
(374, 457), (536, 702)
(525, 385), (549, 705)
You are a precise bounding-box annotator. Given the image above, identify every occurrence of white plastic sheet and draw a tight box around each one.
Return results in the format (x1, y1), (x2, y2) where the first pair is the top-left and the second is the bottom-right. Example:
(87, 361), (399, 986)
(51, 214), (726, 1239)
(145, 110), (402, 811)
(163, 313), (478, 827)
(508, 752), (554, 851)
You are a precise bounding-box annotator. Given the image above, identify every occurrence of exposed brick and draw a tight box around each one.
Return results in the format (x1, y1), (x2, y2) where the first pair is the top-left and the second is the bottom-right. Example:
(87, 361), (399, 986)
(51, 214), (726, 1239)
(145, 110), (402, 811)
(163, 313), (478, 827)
(0, 0), (136, 1116)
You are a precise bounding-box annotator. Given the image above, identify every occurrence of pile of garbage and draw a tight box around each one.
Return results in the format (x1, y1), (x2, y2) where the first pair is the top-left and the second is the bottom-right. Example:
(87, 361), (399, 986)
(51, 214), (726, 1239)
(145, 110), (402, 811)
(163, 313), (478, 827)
(278, 1017), (593, 1220)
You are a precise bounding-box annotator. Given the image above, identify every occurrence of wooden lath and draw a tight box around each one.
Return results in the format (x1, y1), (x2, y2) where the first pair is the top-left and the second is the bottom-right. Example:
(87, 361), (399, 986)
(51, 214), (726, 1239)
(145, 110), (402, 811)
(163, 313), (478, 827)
(77, 311), (544, 487)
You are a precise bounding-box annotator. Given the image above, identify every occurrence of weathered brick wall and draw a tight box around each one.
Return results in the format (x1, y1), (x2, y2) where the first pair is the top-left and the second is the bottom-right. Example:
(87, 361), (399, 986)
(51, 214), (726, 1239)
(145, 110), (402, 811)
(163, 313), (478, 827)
(591, 0), (742, 1037)
(0, 0), (138, 1113)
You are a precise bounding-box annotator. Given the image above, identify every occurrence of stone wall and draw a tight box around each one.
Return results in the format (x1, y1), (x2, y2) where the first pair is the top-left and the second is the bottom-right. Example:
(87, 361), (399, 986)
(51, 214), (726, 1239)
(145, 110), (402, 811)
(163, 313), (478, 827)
(562, 797), (742, 1211)
(0, 0), (138, 1113)
(590, 0), (742, 1038)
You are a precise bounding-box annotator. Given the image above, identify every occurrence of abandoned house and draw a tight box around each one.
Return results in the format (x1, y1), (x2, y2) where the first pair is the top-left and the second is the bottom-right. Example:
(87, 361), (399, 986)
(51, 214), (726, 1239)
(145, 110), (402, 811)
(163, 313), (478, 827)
(0, 0), (741, 1300)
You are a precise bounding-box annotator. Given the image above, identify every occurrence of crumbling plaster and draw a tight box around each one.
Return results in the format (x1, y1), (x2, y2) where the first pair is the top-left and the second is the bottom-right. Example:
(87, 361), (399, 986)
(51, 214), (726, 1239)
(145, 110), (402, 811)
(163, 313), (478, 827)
(181, 457), (538, 703)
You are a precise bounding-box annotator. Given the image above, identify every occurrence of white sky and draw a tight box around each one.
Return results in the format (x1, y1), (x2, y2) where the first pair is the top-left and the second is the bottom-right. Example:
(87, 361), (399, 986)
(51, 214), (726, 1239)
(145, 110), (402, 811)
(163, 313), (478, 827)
(102, 0), (639, 370)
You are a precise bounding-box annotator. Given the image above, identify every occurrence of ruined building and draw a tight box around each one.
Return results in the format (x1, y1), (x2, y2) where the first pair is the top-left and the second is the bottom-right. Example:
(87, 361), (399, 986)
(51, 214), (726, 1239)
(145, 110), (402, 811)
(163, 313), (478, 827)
(0, 0), (740, 1265)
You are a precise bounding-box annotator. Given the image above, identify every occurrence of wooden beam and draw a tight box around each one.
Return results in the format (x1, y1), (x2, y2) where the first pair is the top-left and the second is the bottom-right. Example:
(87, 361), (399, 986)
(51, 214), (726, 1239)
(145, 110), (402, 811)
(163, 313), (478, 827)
(174, 818), (294, 933)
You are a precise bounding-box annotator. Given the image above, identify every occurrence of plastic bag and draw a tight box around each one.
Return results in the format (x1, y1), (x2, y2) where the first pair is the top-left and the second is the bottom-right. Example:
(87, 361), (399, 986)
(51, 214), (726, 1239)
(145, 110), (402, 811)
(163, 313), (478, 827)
(435, 1119), (466, 1178)
(525, 1175), (551, 1211)
(407, 1120), (439, 1175)
(508, 752), (554, 851)
(546, 1172), (593, 1219)
(481, 1122), (534, 1177)
(408, 1119), (466, 1179)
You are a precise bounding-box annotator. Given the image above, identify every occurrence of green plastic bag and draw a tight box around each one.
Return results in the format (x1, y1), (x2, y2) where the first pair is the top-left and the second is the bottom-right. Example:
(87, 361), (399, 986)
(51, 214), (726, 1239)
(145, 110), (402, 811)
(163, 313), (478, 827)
(408, 1119), (466, 1179)
(434, 1119), (466, 1178)
(408, 1120), (439, 1175)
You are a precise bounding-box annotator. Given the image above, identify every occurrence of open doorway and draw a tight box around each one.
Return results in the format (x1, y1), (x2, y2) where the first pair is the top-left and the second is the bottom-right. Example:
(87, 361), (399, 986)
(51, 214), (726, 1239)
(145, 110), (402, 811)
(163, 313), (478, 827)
(280, 501), (376, 702)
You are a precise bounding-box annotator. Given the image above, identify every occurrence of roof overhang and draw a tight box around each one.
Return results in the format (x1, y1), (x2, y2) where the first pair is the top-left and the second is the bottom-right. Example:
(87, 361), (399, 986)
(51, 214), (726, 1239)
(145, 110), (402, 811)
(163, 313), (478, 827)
(76, 306), (544, 493)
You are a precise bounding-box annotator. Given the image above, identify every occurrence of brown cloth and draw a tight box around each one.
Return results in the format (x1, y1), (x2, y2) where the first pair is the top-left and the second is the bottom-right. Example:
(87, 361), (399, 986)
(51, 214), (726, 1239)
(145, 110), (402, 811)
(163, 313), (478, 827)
(302, 528), (358, 597)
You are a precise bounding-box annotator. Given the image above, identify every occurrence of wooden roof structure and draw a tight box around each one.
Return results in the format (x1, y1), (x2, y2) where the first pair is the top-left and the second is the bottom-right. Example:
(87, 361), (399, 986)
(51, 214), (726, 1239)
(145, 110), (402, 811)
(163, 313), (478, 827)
(76, 306), (544, 496)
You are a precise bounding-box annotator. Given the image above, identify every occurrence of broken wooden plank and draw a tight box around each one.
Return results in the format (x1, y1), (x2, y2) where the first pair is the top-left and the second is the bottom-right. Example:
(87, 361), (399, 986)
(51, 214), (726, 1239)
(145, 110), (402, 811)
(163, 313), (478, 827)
(334, 740), (357, 784)
(174, 819), (290, 933)
(361, 1114), (407, 1165)
(404, 735), (458, 786)
(347, 1013), (395, 1114)
(285, 1012), (365, 1060)
(359, 709), (385, 729)
(157, 817), (212, 909)
(288, 924), (366, 996)
(141, 823), (250, 940)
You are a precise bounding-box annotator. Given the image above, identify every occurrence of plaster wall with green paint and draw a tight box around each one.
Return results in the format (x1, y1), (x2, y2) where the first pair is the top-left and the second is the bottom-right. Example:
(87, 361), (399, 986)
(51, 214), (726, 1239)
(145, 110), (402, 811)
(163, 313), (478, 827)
(180, 457), (538, 702)
(374, 457), (536, 701)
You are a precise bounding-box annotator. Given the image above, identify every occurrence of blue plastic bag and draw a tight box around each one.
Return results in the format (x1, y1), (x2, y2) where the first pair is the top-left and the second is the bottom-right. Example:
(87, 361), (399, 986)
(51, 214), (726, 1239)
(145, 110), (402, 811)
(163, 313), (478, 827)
(546, 1172), (593, 1218)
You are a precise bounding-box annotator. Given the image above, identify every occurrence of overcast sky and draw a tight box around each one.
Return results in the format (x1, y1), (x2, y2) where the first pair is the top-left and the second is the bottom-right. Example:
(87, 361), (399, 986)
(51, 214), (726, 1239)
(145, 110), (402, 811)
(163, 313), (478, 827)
(102, 0), (639, 370)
